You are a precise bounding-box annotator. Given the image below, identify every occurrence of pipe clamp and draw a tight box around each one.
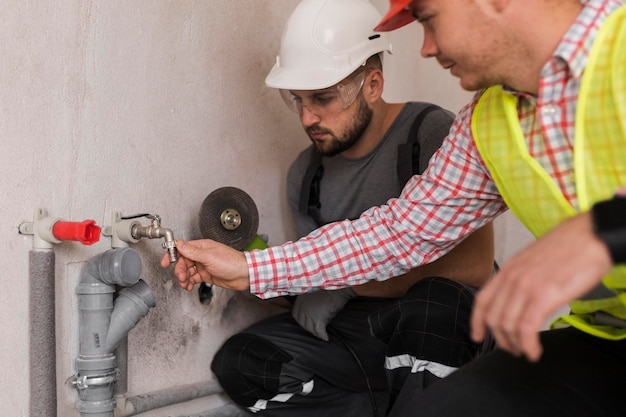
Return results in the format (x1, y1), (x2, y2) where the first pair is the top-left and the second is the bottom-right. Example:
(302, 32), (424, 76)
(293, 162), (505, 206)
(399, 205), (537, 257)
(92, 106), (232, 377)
(72, 369), (118, 390)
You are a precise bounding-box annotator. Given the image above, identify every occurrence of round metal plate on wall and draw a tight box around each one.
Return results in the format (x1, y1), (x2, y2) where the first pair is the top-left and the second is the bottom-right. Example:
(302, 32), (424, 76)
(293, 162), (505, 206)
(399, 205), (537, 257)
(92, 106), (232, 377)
(199, 186), (259, 250)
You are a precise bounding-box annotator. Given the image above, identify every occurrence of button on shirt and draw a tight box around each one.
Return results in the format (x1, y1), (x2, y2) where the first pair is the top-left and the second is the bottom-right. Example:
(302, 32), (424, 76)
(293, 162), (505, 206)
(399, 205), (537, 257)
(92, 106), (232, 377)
(247, 0), (624, 299)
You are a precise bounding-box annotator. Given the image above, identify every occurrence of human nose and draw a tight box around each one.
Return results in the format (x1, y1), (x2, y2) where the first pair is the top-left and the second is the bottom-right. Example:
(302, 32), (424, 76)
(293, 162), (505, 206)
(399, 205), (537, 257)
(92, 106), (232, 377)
(420, 28), (439, 58)
(300, 105), (321, 126)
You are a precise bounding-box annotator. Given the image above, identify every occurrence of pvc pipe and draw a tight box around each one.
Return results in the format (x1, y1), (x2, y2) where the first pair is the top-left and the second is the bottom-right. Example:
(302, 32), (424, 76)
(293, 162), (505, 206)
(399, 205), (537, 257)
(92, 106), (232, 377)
(114, 339), (128, 397)
(170, 404), (248, 417)
(109, 217), (133, 401)
(104, 280), (155, 352)
(29, 249), (57, 417)
(24, 212), (102, 248)
(73, 248), (155, 417)
(81, 248), (143, 287)
(114, 381), (222, 417)
(25, 209), (102, 417)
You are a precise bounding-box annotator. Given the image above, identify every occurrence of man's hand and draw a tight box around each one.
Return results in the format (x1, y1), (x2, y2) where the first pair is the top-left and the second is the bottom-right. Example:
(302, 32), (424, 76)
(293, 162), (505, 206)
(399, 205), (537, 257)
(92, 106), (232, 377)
(291, 288), (357, 341)
(160, 239), (250, 292)
(471, 212), (613, 362)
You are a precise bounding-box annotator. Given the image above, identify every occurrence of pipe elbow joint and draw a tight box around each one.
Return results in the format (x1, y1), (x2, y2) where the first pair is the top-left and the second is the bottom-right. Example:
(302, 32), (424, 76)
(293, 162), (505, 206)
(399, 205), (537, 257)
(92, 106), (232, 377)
(82, 247), (142, 287)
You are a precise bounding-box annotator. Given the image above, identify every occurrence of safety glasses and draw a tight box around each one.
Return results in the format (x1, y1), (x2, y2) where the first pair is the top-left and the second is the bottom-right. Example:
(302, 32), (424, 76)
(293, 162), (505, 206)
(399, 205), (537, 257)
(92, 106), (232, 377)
(279, 69), (368, 117)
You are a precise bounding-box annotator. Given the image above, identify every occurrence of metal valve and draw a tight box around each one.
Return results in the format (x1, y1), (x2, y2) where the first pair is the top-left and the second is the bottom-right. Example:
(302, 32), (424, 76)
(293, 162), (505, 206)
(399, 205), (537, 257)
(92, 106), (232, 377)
(102, 212), (178, 263)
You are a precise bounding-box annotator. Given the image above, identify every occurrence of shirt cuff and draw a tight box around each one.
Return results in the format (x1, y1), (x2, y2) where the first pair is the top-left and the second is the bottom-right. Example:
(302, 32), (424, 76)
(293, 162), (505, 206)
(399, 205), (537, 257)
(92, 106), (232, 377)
(245, 247), (290, 299)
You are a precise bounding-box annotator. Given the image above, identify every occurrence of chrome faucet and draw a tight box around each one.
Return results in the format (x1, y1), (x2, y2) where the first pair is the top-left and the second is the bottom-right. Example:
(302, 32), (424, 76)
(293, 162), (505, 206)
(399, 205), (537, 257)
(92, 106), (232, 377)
(121, 213), (178, 263)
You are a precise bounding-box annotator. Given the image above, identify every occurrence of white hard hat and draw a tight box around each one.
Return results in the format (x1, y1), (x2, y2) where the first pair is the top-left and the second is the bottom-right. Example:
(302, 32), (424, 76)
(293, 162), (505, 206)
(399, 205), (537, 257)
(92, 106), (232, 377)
(265, 0), (393, 90)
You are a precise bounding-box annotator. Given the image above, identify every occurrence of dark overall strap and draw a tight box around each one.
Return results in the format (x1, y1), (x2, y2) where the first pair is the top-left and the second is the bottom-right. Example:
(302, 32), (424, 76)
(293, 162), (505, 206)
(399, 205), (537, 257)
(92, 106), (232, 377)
(396, 105), (441, 184)
(298, 149), (324, 214)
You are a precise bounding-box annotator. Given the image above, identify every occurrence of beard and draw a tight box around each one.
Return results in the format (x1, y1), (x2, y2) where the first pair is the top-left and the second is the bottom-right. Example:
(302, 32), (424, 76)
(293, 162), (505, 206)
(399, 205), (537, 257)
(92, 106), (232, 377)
(307, 96), (373, 157)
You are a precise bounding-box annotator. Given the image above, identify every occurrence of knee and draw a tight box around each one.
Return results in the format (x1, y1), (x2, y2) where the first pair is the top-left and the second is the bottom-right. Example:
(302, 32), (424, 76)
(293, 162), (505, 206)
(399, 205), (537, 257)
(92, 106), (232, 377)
(395, 277), (476, 330)
(211, 332), (292, 402)
(405, 276), (476, 312)
(211, 333), (244, 378)
(213, 332), (291, 374)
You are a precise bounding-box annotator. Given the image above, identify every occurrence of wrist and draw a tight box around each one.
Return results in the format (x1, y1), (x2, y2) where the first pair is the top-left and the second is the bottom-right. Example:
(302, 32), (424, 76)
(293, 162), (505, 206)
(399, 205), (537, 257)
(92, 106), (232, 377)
(591, 195), (626, 265)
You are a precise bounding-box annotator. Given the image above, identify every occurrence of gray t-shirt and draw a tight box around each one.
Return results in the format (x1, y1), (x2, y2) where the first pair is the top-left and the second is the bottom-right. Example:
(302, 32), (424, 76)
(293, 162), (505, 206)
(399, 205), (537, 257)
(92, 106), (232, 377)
(287, 102), (455, 238)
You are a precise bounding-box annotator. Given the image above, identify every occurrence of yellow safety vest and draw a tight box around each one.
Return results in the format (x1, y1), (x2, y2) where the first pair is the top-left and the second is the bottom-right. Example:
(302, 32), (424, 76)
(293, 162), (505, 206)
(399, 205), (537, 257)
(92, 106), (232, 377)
(471, 6), (626, 339)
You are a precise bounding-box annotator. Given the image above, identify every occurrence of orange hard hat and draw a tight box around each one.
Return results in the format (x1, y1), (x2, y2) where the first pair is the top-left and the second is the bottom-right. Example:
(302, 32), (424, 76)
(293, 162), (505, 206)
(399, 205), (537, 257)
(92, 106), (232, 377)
(374, 0), (415, 32)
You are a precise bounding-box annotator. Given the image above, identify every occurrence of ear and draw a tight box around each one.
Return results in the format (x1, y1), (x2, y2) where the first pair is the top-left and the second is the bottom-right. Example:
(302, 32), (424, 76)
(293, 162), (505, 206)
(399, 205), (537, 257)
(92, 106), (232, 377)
(363, 69), (384, 103)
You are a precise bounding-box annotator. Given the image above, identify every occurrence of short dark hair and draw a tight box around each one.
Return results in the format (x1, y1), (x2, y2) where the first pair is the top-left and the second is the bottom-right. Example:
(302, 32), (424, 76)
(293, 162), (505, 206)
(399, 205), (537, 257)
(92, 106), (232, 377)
(365, 53), (383, 70)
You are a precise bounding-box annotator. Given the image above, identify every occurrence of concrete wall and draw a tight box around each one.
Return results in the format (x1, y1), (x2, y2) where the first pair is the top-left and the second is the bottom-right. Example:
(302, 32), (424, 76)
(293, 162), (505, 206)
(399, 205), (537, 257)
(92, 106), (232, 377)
(0, 1), (534, 416)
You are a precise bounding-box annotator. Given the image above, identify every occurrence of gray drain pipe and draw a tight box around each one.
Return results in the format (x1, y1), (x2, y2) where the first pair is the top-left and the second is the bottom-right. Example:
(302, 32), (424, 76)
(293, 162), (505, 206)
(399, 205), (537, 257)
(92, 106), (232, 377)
(71, 248), (155, 417)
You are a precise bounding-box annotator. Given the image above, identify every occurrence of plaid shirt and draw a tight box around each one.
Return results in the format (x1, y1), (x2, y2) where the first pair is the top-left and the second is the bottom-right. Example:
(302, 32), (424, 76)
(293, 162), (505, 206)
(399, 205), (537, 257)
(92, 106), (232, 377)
(247, 0), (624, 299)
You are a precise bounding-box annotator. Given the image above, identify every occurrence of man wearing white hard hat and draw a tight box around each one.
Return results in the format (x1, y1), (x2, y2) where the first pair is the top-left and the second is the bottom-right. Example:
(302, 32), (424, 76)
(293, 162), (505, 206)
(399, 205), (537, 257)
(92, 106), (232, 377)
(209, 1), (494, 416)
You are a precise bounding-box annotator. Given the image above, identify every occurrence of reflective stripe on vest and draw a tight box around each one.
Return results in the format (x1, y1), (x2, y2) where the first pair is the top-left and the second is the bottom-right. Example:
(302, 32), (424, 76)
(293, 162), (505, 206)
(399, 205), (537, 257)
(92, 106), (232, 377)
(471, 6), (626, 339)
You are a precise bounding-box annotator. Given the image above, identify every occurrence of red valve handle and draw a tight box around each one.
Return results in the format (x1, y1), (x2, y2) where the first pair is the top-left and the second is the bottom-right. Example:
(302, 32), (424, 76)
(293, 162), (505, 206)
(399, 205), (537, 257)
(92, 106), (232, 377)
(52, 220), (101, 245)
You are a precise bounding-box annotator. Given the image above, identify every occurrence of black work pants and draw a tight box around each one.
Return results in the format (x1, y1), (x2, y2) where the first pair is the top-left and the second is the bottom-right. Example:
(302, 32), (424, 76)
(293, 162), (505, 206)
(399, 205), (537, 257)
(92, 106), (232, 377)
(211, 277), (483, 417)
(388, 326), (626, 417)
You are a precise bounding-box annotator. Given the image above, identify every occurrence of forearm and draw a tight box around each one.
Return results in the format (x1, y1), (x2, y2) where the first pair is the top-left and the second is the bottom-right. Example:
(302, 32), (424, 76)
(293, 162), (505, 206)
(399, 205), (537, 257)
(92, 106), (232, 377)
(351, 268), (431, 298)
(418, 222), (495, 288)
